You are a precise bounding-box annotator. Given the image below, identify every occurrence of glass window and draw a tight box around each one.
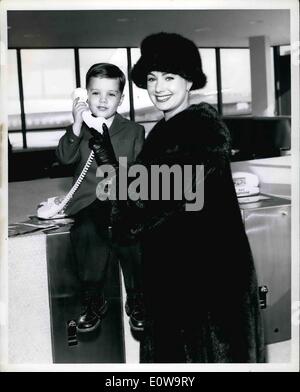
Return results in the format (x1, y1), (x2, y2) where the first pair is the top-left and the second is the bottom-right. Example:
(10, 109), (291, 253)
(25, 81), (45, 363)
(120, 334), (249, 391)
(8, 132), (23, 150)
(279, 45), (290, 56)
(220, 49), (252, 115)
(131, 48), (163, 123)
(26, 130), (66, 149)
(190, 49), (218, 108)
(270, 46), (275, 111)
(276, 45), (291, 116)
(7, 50), (21, 131)
(79, 49), (130, 119)
(9, 130), (67, 151)
(21, 49), (75, 136)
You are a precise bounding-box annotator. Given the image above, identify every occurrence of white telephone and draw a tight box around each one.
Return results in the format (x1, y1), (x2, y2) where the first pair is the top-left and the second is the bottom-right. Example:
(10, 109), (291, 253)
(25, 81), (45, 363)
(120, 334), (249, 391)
(73, 88), (106, 133)
(232, 171), (260, 203)
(232, 171), (259, 195)
(37, 88), (106, 219)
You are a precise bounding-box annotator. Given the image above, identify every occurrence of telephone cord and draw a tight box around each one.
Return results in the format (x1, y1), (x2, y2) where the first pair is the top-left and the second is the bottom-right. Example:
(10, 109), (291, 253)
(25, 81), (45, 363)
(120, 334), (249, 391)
(52, 151), (95, 215)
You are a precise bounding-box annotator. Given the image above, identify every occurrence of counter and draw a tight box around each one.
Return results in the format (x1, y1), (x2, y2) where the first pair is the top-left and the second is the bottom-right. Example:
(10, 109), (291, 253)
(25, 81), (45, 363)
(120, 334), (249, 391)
(8, 178), (124, 363)
(7, 177), (292, 362)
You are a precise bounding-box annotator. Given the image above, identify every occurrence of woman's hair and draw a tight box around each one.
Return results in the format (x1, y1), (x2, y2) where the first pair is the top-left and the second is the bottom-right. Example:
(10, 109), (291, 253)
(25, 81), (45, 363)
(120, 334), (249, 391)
(86, 63), (126, 93)
(131, 32), (207, 90)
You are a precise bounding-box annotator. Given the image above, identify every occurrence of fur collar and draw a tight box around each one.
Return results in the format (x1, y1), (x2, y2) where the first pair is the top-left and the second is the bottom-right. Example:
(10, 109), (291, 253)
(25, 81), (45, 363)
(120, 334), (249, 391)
(139, 102), (231, 168)
(166, 102), (231, 154)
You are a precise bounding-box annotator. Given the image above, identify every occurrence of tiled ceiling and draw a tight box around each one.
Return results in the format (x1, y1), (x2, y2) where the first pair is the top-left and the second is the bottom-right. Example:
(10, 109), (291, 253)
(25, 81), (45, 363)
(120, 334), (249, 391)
(7, 9), (290, 48)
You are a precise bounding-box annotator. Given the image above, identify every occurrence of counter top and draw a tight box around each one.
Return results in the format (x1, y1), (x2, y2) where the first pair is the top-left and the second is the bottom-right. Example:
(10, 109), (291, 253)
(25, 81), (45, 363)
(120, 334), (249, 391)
(8, 177), (72, 224)
(239, 194), (291, 210)
(8, 176), (291, 237)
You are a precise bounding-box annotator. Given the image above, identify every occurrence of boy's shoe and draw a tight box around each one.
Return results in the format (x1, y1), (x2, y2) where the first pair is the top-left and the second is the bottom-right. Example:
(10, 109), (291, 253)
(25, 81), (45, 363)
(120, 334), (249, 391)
(125, 293), (145, 332)
(77, 295), (108, 333)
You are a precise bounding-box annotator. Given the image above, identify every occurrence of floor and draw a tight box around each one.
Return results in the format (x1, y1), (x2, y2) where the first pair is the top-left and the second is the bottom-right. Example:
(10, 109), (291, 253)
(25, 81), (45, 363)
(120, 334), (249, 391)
(121, 277), (292, 364)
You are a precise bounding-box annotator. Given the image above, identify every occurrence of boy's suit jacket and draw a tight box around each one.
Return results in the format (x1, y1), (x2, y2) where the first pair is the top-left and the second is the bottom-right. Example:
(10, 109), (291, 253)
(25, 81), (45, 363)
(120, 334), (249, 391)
(56, 112), (145, 216)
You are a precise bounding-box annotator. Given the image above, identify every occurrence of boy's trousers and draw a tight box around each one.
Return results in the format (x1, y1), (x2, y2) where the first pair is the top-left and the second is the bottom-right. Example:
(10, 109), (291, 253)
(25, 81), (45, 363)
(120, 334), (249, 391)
(69, 199), (142, 297)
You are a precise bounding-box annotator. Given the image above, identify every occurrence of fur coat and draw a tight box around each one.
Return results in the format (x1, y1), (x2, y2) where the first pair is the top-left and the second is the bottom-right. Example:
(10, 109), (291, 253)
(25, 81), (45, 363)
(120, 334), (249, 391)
(111, 102), (265, 363)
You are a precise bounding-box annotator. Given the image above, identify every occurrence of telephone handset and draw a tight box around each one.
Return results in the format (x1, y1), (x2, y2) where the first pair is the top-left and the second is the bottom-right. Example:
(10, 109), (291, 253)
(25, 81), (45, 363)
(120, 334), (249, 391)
(36, 88), (106, 220)
(73, 87), (106, 133)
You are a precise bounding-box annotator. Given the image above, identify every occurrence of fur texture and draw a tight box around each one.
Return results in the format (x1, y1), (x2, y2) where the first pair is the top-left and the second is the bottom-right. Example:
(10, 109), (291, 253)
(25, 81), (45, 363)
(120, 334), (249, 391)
(131, 32), (207, 90)
(112, 102), (265, 363)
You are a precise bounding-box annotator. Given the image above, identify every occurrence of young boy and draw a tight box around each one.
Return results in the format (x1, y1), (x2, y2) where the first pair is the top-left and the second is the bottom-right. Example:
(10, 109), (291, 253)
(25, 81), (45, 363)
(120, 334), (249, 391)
(56, 63), (145, 333)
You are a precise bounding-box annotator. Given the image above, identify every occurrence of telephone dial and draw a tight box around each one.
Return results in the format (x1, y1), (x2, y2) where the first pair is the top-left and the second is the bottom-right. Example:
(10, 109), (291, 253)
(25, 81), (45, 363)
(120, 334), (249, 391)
(37, 88), (106, 220)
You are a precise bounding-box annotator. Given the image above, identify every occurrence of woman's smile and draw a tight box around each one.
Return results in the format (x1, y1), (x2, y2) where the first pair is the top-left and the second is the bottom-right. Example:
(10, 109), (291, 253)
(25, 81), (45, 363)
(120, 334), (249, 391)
(155, 94), (172, 102)
(147, 71), (192, 120)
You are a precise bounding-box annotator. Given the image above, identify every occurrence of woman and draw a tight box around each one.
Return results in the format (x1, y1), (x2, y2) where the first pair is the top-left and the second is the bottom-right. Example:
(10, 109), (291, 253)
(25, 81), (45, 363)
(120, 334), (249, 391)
(89, 32), (265, 363)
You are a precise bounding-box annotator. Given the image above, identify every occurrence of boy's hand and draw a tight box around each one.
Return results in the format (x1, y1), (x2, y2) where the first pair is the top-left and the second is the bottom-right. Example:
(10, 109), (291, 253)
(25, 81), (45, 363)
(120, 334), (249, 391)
(72, 97), (89, 137)
(89, 124), (118, 167)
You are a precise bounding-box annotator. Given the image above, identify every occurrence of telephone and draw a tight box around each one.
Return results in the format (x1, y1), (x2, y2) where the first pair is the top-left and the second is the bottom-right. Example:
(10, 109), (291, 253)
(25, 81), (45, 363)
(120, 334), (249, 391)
(232, 171), (260, 203)
(232, 171), (259, 188)
(36, 88), (106, 219)
(36, 152), (94, 219)
(72, 87), (106, 133)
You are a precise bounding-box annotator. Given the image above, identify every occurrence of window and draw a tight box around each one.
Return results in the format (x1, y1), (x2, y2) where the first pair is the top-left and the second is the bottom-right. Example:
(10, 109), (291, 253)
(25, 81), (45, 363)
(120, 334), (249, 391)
(190, 49), (218, 109)
(79, 49), (130, 119)
(9, 45), (283, 151)
(26, 130), (66, 149)
(20, 49), (76, 148)
(220, 49), (252, 115)
(275, 45), (291, 115)
(130, 48), (163, 123)
(7, 50), (21, 131)
(279, 45), (290, 56)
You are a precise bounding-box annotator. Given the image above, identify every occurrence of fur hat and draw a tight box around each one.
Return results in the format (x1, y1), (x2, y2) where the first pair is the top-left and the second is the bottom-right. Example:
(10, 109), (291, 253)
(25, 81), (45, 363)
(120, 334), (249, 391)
(131, 32), (207, 90)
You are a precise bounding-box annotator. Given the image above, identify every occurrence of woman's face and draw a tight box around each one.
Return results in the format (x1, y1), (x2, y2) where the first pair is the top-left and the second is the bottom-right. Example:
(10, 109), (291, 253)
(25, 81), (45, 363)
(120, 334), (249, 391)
(146, 71), (193, 120)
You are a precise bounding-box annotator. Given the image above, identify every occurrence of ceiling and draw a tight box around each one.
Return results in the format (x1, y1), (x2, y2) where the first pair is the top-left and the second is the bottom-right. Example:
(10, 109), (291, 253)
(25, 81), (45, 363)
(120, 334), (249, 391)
(7, 9), (290, 49)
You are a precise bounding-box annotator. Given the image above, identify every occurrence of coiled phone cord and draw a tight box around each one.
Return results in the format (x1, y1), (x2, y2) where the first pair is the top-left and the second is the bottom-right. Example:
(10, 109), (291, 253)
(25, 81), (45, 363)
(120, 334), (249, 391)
(37, 150), (95, 219)
(57, 150), (95, 214)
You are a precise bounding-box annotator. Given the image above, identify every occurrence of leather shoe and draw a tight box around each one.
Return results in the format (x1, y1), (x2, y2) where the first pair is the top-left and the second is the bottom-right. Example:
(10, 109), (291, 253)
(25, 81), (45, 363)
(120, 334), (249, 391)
(125, 294), (145, 332)
(77, 295), (108, 333)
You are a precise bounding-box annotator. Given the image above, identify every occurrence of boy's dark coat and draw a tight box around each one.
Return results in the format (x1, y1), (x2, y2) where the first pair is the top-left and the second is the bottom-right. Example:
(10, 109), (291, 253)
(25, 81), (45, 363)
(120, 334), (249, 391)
(56, 112), (145, 216)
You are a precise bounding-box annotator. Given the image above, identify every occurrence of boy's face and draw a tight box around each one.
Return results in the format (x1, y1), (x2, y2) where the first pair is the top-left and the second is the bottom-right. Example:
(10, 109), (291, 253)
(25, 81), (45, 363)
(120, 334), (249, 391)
(87, 77), (124, 119)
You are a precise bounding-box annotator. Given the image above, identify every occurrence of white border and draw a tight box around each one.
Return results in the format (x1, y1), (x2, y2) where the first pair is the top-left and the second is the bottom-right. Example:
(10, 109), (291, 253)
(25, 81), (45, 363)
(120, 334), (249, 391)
(0, 0), (9, 374)
(0, 0), (299, 373)
(290, 0), (300, 373)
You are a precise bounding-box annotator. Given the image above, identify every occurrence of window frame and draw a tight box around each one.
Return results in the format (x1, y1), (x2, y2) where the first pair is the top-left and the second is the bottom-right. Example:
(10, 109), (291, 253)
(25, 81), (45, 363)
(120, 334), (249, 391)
(8, 44), (289, 150)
